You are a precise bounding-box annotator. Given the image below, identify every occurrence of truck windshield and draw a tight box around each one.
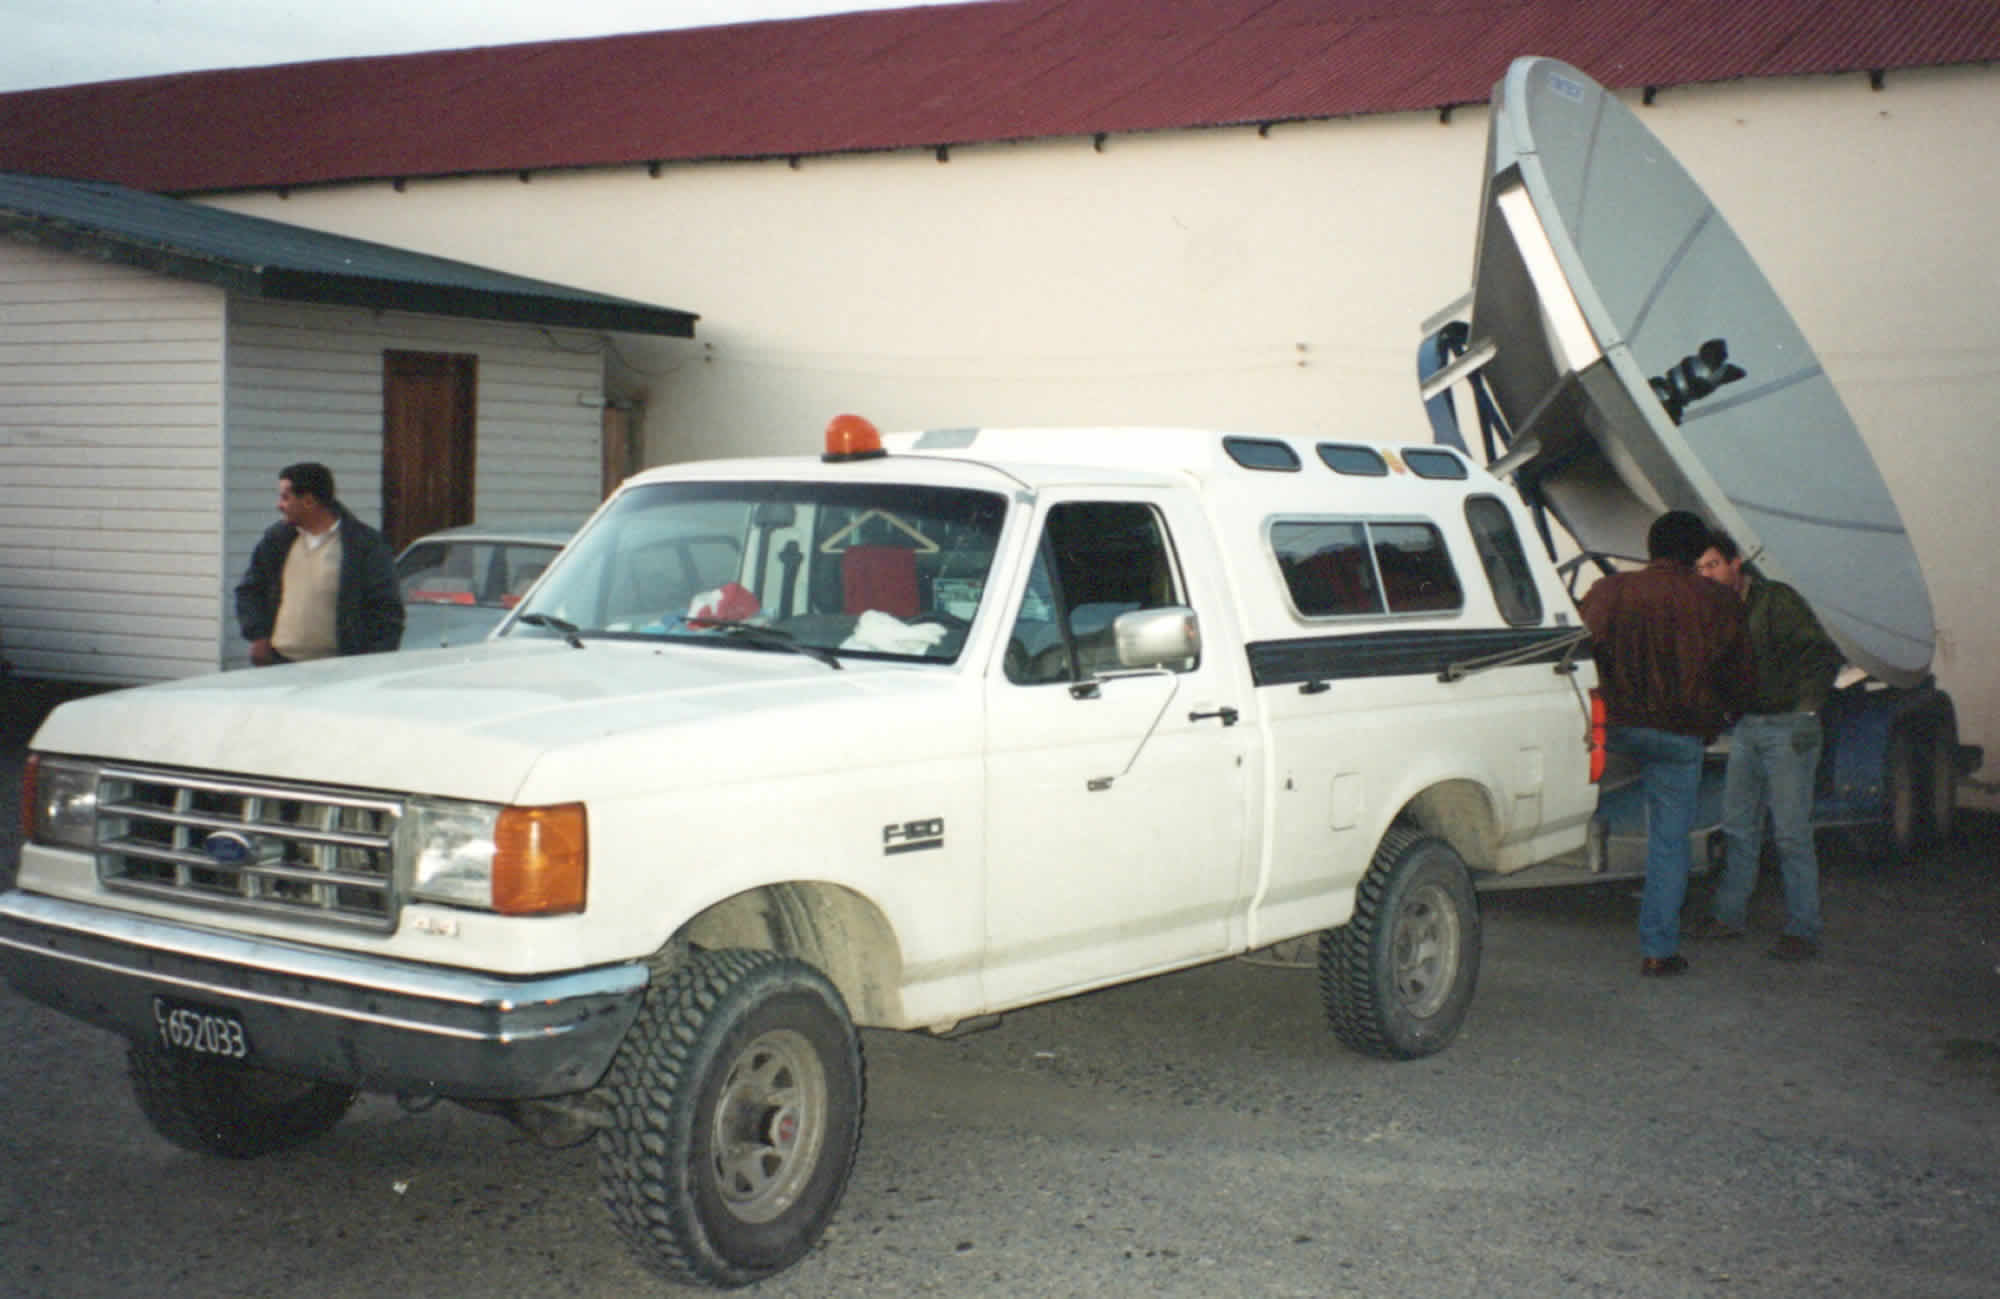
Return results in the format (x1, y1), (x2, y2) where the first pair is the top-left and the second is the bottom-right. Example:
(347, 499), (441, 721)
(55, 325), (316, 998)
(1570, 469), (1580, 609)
(505, 479), (1009, 664)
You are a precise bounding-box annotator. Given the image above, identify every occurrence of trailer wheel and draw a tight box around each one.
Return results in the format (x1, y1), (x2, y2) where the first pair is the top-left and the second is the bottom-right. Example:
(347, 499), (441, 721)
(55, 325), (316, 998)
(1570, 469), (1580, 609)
(1926, 717), (1960, 848)
(1885, 720), (1955, 858)
(127, 1048), (357, 1159)
(1320, 829), (1480, 1060)
(1884, 726), (1924, 857)
(597, 948), (864, 1288)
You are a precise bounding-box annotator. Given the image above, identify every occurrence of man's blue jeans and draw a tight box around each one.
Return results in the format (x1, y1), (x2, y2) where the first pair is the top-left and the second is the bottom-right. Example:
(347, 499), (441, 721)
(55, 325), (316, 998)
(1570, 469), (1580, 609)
(1606, 725), (1705, 958)
(1715, 712), (1823, 941)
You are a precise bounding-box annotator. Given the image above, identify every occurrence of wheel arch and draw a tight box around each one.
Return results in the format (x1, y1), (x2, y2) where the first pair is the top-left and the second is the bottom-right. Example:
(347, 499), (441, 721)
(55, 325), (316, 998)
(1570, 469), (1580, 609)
(673, 882), (906, 1026)
(1393, 777), (1504, 873)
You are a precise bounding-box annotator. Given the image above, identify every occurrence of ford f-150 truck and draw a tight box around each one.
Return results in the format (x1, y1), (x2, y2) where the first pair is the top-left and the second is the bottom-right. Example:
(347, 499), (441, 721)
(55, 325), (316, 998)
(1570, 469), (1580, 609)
(3, 416), (1603, 1285)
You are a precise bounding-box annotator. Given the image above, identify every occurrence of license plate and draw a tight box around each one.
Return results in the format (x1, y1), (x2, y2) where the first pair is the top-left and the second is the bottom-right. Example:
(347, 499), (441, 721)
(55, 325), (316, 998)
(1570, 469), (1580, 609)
(152, 996), (252, 1061)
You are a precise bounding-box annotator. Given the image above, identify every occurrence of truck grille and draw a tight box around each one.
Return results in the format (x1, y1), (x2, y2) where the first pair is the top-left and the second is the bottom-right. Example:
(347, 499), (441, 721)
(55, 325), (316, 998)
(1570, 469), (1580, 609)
(94, 767), (403, 932)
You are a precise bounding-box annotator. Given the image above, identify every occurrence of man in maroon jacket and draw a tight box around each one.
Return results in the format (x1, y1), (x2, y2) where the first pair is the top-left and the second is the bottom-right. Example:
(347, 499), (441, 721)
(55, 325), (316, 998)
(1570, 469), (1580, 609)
(1579, 510), (1754, 977)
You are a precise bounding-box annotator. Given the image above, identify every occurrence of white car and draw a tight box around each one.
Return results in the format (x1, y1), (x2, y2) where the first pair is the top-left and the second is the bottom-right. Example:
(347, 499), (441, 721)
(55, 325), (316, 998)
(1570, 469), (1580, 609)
(393, 518), (583, 649)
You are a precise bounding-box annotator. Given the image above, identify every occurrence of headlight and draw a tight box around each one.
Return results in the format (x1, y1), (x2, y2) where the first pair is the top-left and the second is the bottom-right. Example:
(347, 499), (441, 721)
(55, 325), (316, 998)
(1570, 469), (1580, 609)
(408, 797), (501, 909)
(408, 797), (587, 916)
(25, 755), (100, 850)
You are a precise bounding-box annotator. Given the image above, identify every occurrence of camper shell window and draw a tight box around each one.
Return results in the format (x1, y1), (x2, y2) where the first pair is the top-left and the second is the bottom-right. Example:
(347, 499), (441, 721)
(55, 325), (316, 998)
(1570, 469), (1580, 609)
(1223, 437), (1302, 472)
(1403, 448), (1469, 480)
(1317, 443), (1390, 477)
(1271, 518), (1464, 619)
(1464, 496), (1544, 626)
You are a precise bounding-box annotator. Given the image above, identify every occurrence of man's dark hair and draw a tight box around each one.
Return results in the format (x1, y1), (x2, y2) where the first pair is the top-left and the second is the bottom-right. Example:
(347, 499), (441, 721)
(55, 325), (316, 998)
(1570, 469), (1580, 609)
(1705, 528), (1741, 562)
(280, 462), (335, 505)
(1646, 510), (1710, 567)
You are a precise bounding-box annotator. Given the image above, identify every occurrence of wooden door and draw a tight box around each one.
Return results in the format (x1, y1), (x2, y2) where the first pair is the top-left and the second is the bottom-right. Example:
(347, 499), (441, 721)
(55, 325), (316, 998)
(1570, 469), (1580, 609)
(382, 351), (476, 550)
(601, 403), (635, 500)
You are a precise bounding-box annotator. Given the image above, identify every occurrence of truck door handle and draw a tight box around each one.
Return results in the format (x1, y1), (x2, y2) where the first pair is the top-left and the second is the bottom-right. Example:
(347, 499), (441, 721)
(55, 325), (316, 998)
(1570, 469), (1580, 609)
(1189, 706), (1239, 727)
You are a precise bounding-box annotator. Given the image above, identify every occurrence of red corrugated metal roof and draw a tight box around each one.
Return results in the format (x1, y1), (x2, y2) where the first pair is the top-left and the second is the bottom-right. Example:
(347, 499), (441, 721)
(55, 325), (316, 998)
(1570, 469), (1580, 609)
(0, 0), (1994, 195)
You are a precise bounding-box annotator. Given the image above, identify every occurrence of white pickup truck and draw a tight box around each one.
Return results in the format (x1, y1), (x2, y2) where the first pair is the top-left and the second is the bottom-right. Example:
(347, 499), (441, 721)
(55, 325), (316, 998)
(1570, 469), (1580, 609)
(3, 416), (1602, 1285)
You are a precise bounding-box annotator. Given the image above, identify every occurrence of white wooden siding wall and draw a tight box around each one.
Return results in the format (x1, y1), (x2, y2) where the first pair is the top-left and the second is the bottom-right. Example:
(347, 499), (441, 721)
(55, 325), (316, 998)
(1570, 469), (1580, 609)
(0, 242), (225, 684)
(222, 299), (606, 667)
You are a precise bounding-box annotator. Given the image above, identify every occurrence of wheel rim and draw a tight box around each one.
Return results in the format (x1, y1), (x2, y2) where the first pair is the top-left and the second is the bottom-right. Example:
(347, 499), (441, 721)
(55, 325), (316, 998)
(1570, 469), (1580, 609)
(709, 1028), (829, 1225)
(1392, 882), (1461, 1020)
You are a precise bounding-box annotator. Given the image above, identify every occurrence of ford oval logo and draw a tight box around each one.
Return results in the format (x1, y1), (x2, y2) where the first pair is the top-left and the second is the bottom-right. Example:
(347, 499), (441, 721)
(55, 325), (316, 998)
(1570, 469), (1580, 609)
(202, 831), (257, 865)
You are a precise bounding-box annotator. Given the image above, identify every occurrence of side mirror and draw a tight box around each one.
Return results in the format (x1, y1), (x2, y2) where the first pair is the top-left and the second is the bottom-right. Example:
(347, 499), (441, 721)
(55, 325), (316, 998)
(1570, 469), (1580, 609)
(1113, 606), (1200, 669)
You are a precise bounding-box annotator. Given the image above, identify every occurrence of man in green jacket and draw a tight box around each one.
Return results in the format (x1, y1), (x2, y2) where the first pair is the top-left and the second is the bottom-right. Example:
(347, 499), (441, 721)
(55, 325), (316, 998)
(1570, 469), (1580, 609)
(1689, 530), (1845, 960)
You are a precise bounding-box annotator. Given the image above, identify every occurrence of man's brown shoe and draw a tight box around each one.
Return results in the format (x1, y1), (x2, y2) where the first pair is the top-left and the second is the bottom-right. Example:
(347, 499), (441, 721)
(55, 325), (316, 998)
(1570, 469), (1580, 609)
(1640, 955), (1689, 977)
(1684, 917), (1746, 941)
(1767, 935), (1818, 961)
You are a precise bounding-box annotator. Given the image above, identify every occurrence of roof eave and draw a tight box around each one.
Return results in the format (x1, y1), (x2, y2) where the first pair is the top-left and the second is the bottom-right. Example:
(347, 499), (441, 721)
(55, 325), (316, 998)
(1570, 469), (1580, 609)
(258, 268), (698, 336)
(1, 214), (264, 297)
(0, 213), (698, 338)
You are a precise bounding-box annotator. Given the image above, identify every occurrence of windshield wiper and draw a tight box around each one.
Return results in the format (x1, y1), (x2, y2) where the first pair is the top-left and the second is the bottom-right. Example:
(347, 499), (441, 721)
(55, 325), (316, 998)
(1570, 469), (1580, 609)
(688, 618), (842, 670)
(516, 612), (585, 649)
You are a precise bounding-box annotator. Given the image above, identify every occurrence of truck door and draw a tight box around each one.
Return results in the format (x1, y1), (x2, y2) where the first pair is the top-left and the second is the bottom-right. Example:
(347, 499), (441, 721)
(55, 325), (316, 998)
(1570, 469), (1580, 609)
(981, 492), (1255, 1008)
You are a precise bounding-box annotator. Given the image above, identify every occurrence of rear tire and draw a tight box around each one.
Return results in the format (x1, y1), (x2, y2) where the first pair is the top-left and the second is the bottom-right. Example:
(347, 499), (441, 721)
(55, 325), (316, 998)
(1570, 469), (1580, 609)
(1320, 829), (1481, 1060)
(127, 1048), (357, 1159)
(597, 949), (864, 1288)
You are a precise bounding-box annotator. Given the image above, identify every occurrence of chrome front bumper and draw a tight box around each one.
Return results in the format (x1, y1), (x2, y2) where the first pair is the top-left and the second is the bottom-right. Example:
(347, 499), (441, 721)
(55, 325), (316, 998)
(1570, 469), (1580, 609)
(0, 890), (648, 1100)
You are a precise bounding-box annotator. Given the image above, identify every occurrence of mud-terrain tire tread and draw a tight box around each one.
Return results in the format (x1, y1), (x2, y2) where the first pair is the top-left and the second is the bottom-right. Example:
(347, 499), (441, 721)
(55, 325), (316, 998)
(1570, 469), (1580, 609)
(597, 947), (864, 1288)
(126, 1047), (357, 1159)
(1319, 827), (1481, 1060)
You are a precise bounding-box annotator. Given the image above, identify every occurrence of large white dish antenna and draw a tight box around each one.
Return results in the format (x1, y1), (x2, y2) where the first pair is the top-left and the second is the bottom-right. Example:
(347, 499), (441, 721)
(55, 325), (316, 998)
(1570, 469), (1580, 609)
(1429, 56), (1932, 686)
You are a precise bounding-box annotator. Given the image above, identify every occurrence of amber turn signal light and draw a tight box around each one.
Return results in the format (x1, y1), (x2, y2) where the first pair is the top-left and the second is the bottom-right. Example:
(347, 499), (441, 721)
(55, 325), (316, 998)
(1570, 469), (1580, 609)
(492, 802), (588, 915)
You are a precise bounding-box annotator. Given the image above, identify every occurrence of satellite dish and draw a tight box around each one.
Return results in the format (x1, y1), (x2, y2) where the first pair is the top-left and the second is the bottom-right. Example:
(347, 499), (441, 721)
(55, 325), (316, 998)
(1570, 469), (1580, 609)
(1421, 56), (1933, 686)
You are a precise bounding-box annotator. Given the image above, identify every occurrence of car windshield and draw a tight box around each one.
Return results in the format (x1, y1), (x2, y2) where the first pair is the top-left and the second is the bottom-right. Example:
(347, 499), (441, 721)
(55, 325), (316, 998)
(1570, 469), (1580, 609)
(506, 479), (1010, 663)
(397, 540), (563, 610)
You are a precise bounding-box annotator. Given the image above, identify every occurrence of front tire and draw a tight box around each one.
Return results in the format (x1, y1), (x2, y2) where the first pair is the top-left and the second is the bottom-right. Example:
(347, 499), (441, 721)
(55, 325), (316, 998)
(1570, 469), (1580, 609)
(1320, 829), (1481, 1060)
(597, 949), (865, 1288)
(127, 1048), (357, 1159)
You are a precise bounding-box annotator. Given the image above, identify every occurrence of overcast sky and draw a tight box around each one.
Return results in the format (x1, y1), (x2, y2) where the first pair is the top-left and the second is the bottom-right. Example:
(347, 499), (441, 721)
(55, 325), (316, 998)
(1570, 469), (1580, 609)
(0, 0), (988, 93)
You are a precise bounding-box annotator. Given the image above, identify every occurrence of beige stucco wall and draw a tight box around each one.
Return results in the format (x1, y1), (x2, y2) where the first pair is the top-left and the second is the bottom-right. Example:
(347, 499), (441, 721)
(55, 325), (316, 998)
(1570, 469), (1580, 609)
(202, 63), (2000, 806)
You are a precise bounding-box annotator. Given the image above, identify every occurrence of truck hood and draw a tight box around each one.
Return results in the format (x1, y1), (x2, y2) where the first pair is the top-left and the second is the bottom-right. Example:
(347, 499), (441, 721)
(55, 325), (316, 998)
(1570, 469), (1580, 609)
(30, 640), (958, 804)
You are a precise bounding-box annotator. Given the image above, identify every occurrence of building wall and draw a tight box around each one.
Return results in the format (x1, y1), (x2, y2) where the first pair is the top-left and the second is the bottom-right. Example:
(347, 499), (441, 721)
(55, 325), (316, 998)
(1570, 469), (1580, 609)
(0, 240), (226, 684)
(200, 65), (2000, 804)
(220, 300), (610, 668)
(0, 249), (610, 684)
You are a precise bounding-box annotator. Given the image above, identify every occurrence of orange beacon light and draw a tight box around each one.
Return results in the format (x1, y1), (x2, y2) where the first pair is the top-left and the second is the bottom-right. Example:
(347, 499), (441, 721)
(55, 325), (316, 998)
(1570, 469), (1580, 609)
(823, 414), (886, 462)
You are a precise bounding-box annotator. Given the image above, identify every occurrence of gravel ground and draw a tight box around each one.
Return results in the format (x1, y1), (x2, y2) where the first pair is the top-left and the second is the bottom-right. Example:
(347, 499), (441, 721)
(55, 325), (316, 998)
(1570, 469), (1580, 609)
(2, 678), (1996, 1299)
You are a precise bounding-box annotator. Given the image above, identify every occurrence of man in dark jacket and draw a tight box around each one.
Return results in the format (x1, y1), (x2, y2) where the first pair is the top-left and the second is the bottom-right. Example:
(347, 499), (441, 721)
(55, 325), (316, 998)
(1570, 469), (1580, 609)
(1688, 530), (1845, 961)
(1579, 510), (1754, 977)
(235, 462), (403, 664)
